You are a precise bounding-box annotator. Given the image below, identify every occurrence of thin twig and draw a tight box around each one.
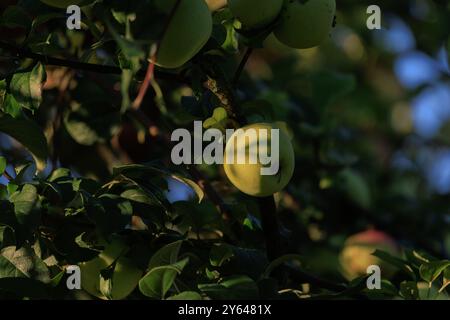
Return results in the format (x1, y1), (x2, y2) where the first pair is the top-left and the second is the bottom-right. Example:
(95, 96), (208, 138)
(0, 41), (184, 82)
(232, 47), (253, 87)
(131, 0), (182, 110)
(258, 196), (283, 261)
(132, 53), (156, 110)
(2, 170), (14, 181)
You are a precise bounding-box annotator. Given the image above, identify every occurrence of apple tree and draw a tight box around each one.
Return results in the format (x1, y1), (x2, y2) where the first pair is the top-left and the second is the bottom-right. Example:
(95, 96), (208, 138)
(0, 0), (449, 300)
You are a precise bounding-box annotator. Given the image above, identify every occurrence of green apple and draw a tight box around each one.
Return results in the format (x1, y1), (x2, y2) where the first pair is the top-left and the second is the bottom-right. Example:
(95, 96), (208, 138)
(223, 122), (295, 197)
(339, 230), (399, 280)
(274, 0), (336, 49)
(155, 0), (212, 69)
(228, 0), (283, 29)
(79, 239), (143, 300)
(39, 0), (88, 9)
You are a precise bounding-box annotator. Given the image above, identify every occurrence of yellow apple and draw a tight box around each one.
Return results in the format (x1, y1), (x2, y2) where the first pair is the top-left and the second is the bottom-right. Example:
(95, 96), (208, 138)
(339, 230), (399, 280)
(79, 239), (143, 300)
(228, 0), (283, 29)
(155, 0), (213, 69)
(274, 0), (336, 49)
(204, 0), (228, 11)
(40, 0), (86, 9)
(223, 122), (295, 197)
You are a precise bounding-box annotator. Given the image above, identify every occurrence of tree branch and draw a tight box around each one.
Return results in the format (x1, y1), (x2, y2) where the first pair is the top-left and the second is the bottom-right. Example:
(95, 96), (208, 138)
(232, 47), (253, 87)
(258, 196), (283, 261)
(0, 41), (184, 82)
(2, 170), (14, 181)
(131, 0), (182, 110)
(203, 61), (246, 125)
(202, 58), (284, 264)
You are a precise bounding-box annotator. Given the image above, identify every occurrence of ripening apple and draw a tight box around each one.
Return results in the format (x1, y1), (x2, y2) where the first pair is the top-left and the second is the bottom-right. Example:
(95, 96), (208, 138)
(228, 0), (283, 29)
(339, 230), (399, 280)
(79, 239), (143, 300)
(154, 0), (213, 69)
(223, 122), (295, 197)
(204, 0), (227, 11)
(274, 0), (336, 49)
(39, 0), (87, 9)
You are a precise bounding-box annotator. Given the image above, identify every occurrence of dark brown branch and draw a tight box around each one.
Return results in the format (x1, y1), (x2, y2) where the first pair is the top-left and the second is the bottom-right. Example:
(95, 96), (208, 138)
(0, 41), (184, 82)
(2, 170), (14, 181)
(232, 47), (253, 87)
(202, 59), (283, 264)
(204, 74), (246, 125)
(258, 196), (283, 261)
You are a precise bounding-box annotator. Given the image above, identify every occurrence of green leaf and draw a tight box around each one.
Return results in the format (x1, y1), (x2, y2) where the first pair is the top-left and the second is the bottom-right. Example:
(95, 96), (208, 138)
(0, 246), (50, 283)
(1, 94), (21, 118)
(262, 254), (302, 279)
(30, 12), (65, 32)
(99, 263), (115, 300)
(63, 105), (121, 146)
(404, 249), (435, 267)
(221, 20), (239, 53)
(9, 63), (46, 112)
(172, 201), (222, 235)
(112, 163), (160, 177)
(198, 275), (259, 300)
(0, 5), (31, 30)
(171, 175), (204, 203)
(139, 257), (189, 299)
(10, 184), (39, 226)
(121, 188), (155, 205)
(148, 240), (183, 270)
(48, 168), (71, 182)
(310, 71), (356, 108)
(203, 107), (228, 131)
(106, 19), (144, 63)
(120, 69), (133, 112)
(14, 163), (33, 184)
(376, 279), (399, 296)
(0, 114), (48, 171)
(419, 260), (450, 284)
(337, 169), (371, 209)
(167, 291), (202, 300)
(373, 250), (416, 280)
(0, 157), (6, 175)
(0, 226), (15, 249)
(210, 244), (234, 267)
(399, 281), (419, 300)
(439, 268), (450, 293)
(7, 183), (18, 196)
